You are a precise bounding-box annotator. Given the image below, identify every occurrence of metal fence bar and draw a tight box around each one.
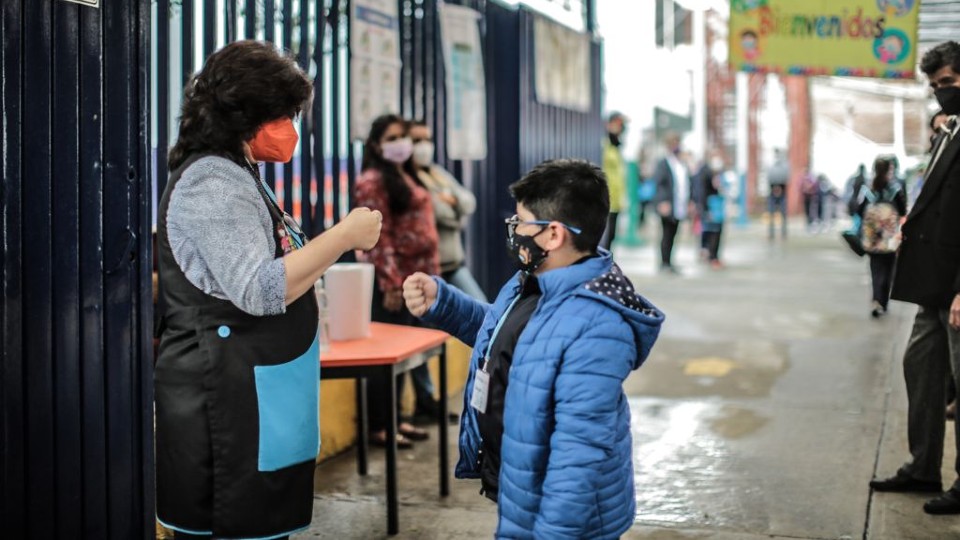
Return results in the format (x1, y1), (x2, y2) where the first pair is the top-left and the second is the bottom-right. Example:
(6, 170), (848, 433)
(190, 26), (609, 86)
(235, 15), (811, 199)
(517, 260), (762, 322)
(299, 0), (313, 233)
(52, 3), (84, 532)
(203, 1), (217, 57)
(157, 0), (170, 199)
(21, 1), (56, 534)
(181, 0), (194, 85)
(265, 0), (277, 194)
(281, 0), (295, 212)
(0, 1), (26, 533)
(226, 0), (237, 43)
(311, 0), (326, 232)
(78, 2), (109, 534)
(344, 0), (357, 214)
(245, 0), (257, 38)
(330, 0), (342, 223)
(104, 0), (144, 534)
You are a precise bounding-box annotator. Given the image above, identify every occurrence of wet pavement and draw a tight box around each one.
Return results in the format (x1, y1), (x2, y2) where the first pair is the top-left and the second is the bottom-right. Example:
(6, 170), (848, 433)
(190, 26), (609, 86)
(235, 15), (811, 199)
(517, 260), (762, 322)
(299, 221), (960, 539)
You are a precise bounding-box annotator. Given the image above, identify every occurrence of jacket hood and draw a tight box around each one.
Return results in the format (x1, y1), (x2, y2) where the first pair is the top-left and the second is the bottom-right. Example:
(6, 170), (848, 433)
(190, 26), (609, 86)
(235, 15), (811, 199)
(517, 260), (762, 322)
(574, 255), (665, 369)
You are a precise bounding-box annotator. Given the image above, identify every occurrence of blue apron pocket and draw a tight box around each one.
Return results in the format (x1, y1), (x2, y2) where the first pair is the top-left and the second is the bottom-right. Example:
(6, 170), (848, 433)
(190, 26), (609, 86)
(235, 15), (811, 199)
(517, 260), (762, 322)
(253, 332), (321, 472)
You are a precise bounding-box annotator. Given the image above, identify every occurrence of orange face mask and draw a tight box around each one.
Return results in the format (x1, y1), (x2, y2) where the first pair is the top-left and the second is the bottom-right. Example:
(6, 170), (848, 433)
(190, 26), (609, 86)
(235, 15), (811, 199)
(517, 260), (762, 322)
(248, 117), (299, 163)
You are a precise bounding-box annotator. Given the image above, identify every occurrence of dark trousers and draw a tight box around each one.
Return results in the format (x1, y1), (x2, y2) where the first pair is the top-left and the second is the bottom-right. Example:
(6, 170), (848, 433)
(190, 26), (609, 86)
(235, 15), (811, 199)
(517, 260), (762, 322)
(600, 212), (619, 250)
(868, 253), (896, 309)
(703, 227), (723, 261)
(768, 186), (787, 239)
(660, 217), (679, 267)
(898, 306), (960, 489)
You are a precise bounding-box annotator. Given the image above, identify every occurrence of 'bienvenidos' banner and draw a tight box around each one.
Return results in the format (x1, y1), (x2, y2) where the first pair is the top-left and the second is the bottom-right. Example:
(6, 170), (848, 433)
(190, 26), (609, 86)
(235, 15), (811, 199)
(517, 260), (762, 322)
(728, 0), (919, 79)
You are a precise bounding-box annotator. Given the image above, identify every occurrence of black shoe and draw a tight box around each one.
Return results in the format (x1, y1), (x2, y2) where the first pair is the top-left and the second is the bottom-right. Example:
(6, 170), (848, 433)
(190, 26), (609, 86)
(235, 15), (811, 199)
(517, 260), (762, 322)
(924, 489), (960, 515)
(870, 473), (942, 493)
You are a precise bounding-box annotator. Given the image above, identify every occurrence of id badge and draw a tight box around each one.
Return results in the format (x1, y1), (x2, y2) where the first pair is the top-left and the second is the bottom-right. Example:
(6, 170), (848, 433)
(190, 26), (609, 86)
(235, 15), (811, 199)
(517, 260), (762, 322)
(470, 368), (490, 414)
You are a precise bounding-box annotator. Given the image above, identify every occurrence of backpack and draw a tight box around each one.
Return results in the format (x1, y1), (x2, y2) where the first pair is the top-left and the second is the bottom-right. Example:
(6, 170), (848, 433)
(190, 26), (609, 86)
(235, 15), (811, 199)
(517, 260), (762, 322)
(860, 187), (901, 254)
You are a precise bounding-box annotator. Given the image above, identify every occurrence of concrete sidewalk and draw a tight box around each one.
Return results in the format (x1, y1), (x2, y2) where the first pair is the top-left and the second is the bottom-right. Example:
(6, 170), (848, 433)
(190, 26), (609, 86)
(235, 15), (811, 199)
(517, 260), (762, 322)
(299, 222), (960, 539)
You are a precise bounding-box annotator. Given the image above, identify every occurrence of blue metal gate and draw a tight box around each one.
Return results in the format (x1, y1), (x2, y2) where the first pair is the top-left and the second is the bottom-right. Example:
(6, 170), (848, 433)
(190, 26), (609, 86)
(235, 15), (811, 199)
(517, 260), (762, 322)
(1, 0), (154, 538)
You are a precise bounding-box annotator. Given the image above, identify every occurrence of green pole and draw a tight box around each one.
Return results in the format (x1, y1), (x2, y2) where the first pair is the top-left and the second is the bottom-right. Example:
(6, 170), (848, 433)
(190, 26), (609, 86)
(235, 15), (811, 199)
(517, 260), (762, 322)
(617, 160), (643, 247)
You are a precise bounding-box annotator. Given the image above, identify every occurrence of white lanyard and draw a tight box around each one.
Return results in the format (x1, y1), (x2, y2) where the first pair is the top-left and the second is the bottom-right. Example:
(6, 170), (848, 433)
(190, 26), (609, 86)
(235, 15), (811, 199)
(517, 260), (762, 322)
(471, 292), (523, 414)
(481, 294), (523, 372)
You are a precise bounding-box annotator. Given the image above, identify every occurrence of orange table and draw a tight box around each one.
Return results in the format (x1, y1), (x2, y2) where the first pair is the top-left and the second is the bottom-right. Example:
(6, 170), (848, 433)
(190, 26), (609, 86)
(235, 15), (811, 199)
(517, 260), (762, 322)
(320, 322), (450, 535)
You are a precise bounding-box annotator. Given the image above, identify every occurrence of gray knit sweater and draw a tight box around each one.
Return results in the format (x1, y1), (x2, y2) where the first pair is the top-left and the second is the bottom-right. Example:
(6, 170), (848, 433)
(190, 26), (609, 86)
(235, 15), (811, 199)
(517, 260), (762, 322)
(166, 156), (287, 316)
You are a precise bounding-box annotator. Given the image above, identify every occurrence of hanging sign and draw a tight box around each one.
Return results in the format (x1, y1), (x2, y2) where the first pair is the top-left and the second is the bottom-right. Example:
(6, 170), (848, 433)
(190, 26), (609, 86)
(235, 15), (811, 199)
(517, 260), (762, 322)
(440, 3), (488, 160)
(350, 0), (402, 140)
(728, 0), (919, 79)
(533, 15), (592, 111)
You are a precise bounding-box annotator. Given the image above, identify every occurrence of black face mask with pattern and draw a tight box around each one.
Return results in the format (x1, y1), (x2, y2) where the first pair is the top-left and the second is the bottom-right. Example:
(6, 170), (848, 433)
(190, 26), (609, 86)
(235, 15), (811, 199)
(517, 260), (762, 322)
(506, 227), (549, 276)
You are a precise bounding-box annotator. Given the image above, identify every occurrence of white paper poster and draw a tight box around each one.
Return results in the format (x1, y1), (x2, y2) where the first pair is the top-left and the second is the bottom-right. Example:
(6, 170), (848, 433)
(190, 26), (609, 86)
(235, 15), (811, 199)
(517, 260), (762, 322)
(440, 3), (487, 161)
(350, 0), (402, 140)
(533, 16), (592, 113)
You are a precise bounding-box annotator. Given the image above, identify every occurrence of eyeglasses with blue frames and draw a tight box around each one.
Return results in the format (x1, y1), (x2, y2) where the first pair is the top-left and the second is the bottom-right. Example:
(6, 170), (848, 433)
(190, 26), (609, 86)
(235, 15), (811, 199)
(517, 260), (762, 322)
(504, 215), (582, 239)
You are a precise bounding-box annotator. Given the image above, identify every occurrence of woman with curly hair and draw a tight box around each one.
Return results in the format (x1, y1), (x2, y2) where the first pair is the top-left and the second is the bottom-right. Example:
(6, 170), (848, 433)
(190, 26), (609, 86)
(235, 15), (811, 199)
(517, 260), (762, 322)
(155, 41), (382, 539)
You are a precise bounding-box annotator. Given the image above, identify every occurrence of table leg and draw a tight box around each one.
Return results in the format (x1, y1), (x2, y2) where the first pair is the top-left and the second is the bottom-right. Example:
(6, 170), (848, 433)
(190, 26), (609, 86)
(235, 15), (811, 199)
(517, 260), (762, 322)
(356, 377), (368, 476)
(385, 366), (399, 535)
(438, 345), (450, 497)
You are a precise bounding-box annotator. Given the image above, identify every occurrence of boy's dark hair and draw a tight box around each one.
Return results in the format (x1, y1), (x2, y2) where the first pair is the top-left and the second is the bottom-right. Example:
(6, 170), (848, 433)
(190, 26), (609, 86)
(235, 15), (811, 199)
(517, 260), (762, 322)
(169, 40), (312, 170)
(509, 159), (609, 253)
(921, 41), (960, 77)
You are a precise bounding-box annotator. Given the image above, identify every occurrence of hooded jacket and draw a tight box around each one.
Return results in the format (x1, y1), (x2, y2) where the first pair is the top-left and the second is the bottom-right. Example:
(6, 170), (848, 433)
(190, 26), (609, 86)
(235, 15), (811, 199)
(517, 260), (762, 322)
(422, 251), (664, 539)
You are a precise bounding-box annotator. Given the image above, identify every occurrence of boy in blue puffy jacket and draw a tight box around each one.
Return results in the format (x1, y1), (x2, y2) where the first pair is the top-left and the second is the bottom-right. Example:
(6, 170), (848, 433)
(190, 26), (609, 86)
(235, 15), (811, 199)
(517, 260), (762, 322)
(403, 159), (664, 539)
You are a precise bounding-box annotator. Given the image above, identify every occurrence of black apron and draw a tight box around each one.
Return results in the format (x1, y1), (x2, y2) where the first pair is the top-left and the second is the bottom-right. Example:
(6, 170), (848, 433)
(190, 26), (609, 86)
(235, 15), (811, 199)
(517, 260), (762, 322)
(155, 155), (320, 539)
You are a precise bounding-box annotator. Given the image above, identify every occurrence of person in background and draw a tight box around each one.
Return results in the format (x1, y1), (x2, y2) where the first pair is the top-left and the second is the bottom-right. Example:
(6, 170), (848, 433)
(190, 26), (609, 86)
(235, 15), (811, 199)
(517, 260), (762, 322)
(409, 120), (486, 302)
(845, 164), (868, 217)
(409, 119), (486, 421)
(355, 114), (439, 448)
(696, 151), (727, 269)
(155, 41), (382, 539)
(818, 173), (838, 229)
(801, 169), (819, 232)
(600, 112), (628, 250)
(767, 149), (790, 240)
(856, 157), (906, 318)
(402, 159), (664, 539)
(653, 132), (693, 274)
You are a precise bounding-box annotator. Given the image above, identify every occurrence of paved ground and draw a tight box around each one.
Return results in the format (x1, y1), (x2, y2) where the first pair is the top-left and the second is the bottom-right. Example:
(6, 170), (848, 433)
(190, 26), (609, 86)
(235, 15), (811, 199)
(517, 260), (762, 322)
(300, 220), (960, 539)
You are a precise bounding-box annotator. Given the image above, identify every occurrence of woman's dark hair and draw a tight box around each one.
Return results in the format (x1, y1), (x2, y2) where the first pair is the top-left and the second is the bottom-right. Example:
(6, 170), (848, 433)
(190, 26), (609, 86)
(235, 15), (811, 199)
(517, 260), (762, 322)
(873, 157), (893, 192)
(168, 40), (313, 170)
(361, 114), (420, 215)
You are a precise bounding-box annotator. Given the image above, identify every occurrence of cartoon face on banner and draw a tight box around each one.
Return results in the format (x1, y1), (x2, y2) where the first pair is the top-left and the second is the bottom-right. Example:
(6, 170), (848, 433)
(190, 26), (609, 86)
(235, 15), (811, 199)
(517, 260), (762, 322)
(877, 0), (915, 17)
(740, 29), (762, 61)
(874, 28), (910, 64)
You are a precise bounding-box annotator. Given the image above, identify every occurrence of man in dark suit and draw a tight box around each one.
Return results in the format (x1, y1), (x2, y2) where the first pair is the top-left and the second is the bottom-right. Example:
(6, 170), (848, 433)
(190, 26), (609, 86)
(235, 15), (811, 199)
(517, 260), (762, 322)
(653, 132), (693, 274)
(869, 41), (960, 515)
